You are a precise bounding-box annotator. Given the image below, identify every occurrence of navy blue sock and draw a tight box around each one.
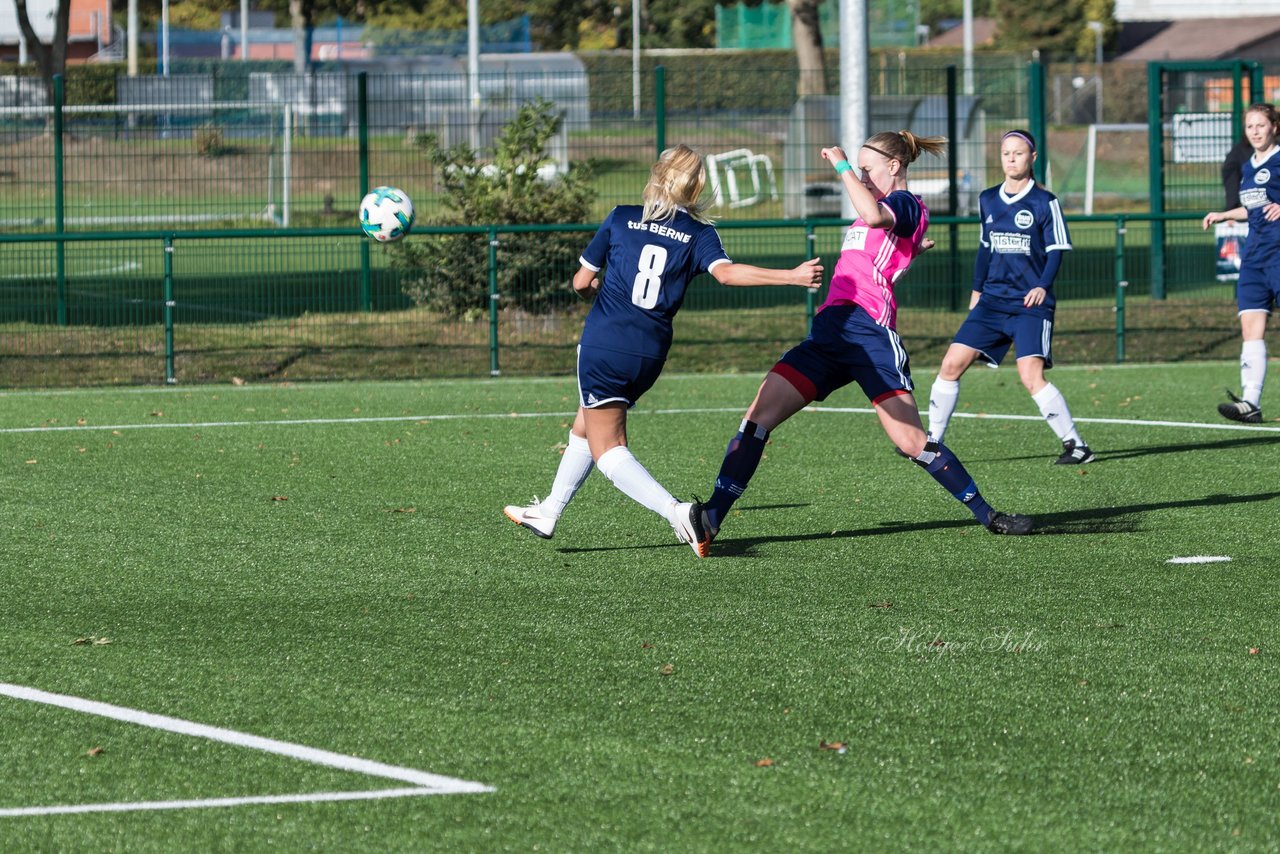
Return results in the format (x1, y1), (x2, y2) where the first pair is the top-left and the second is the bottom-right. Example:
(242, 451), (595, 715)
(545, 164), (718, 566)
(911, 441), (994, 526)
(704, 419), (770, 533)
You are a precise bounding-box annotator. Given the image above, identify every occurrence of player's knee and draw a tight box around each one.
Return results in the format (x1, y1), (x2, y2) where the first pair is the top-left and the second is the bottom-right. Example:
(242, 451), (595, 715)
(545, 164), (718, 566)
(908, 438), (940, 467)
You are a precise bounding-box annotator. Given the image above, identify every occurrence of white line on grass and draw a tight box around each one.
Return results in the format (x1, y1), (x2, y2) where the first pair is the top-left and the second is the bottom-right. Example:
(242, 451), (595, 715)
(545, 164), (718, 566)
(0, 260), (142, 281)
(0, 788), (449, 818)
(0, 682), (492, 817)
(1166, 556), (1233, 564)
(2, 407), (1279, 436)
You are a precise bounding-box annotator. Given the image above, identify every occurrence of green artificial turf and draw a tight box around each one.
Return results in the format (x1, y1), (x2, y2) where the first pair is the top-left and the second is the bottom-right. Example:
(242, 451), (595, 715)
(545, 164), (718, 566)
(0, 364), (1277, 851)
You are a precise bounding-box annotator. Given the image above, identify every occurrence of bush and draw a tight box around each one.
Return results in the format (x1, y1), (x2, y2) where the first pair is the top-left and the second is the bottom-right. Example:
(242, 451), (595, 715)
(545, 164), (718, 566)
(193, 124), (228, 158)
(393, 98), (594, 317)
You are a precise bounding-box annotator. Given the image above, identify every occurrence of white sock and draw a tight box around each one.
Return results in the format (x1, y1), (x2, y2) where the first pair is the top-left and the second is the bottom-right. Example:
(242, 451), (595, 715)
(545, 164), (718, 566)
(595, 445), (677, 519)
(542, 432), (593, 518)
(1032, 383), (1082, 445)
(1241, 339), (1267, 406)
(927, 377), (960, 442)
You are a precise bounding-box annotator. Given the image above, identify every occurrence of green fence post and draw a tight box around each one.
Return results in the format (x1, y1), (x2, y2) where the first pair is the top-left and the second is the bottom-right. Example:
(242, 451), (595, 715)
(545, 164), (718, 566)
(488, 227), (500, 377)
(357, 72), (372, 312)
(655, 65), (666, 157)
(1028, 60), (1047, 185)
(1249, 62), (1265, 105)
(164, 235), (176, 383)
(946, 65), (961, 311)
(1114, 217), (1127, 364)
(53, 74), (66, 327)
(1147, 62), (1165, 300)
(805, 223), (817, 324)
(1232, 65), (1244, 143)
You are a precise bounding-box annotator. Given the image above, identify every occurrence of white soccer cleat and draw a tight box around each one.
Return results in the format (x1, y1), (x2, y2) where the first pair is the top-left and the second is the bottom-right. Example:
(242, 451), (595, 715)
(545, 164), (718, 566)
(668, 500), (709, 558)
(503, 498), (557, 540)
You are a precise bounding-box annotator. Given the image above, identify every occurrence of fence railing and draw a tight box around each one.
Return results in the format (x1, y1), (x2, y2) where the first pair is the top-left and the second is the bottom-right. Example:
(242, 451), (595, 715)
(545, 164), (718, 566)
(0, 210), (1234, 388)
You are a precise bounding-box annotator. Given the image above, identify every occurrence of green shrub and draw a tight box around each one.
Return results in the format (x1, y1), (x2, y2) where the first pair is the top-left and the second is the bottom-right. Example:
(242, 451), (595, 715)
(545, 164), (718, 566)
(394, 99), (594, 317)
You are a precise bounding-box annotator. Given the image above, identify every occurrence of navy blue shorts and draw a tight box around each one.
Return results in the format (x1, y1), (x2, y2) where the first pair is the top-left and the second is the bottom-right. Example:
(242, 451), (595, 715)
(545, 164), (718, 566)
(772, 304), (913, 404)
(953, 302), (1055, 368)
(576, 344), (665, 408)
(1236, 257), (1280, 314)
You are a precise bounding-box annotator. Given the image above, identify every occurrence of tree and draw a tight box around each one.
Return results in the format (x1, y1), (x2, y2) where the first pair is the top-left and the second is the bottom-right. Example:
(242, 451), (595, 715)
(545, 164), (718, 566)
(394, 99), (595, 317)
(787, 0), (825, 97)
(1072, 0), (1117, 62)
(715, 0), (826, 97)
(992, 0), (1080, 56)
(13, 0), (72, 105)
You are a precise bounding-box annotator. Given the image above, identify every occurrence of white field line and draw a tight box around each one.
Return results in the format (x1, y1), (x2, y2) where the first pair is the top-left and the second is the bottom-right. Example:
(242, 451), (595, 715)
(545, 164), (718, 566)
(0, 362), (1259, 400)
(0, 260), (142, 281)
(2, 406), (1280, 436)
(0, 682), (492, 817)
(0, 788), (447, 818)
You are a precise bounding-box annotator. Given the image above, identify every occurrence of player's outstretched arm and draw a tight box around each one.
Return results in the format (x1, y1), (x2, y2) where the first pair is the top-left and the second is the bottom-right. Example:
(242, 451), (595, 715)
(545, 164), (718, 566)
(710, 258), (823, 288)
(1203, 206), (1247, 229)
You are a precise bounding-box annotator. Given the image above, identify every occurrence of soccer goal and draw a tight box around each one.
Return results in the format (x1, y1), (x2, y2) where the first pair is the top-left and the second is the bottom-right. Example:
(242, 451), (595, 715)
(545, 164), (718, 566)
(0, 99), (295, 229)
(1081, 122), (1147, 215)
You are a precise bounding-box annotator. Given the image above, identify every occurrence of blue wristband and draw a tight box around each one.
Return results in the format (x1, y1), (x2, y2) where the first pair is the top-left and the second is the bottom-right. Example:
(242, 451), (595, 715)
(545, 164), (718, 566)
(834, 160), (853, 175)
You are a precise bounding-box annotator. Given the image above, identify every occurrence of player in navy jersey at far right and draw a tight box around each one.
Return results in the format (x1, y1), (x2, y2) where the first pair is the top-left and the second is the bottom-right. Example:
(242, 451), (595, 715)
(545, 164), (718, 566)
(1203, 103), (1280, 423)
(926, 129), (1094, 465)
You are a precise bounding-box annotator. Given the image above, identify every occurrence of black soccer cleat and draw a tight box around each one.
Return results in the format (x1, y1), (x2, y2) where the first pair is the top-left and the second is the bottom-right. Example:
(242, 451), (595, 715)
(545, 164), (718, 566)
(985, 511), (1033, 536)
(1218, 390), (1262, 424)
(1055, 439), (1096, 465)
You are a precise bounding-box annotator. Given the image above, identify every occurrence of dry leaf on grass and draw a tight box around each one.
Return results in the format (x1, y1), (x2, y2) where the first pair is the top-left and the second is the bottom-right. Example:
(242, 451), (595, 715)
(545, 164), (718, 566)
(819, 741), (847, 753)
(271, 496), (288, 502)
(754, 758), (773, 767)
(658, 663), (675, 676)
(86, 746), (104, 757)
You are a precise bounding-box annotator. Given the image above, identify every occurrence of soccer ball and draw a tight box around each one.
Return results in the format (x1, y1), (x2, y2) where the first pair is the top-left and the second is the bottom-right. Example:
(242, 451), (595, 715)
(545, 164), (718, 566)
(359, 186), (415, 242)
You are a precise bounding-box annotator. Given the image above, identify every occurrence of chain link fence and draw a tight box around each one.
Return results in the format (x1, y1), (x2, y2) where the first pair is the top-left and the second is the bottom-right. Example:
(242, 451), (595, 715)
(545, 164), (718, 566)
(0, 54), (1256, 387)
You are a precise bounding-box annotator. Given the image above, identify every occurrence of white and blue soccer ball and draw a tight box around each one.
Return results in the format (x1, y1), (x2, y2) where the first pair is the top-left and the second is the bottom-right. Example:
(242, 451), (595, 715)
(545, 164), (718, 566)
(359, 186), (415, 242)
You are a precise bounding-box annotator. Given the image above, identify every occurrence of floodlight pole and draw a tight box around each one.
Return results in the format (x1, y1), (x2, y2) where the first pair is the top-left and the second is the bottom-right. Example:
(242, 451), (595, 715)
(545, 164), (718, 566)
(632, 0), (642, 118)
(468, 0), (481, 110)
(839, 0), (870, 220)
(127, 0), (138, 75)
(1088, 21), (1104, 123)
(468, 0), (480, 149)
(161, 0), (170, 76)
(962, 0), (974, 95)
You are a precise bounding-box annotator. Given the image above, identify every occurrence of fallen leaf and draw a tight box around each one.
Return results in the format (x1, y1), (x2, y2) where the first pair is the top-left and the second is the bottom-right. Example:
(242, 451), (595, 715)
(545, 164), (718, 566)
(868, 601), (893, 609)
(25, 459), (37, 465)
(754, 758), (773, 767)
(86, 746), (104, 757)
(73, 637), (92, 645)
(1249, 647), (1261, 655)
(93, 637), (112, 645)
(271, 496), (288, 502)
(819, 741), (847, 753)
(76, 418), (86, 425)
(658, 663), (675, 676)
(231, 376), (245, 386)
(641, 642), (654, 649)
(149, 411), (163, 417)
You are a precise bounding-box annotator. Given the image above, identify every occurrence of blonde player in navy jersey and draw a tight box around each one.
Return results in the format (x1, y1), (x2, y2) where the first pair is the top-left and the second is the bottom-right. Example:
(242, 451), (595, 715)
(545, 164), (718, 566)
(926, 129), (1092, 465)
(503, 144), (823, 556)
(1203, 103), (1280, 423)
(696, 131), (1033, 557)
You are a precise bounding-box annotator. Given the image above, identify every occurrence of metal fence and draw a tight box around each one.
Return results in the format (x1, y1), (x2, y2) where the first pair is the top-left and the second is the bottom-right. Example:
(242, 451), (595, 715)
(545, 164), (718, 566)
(0, 211), (1239, 388)
(0, 59), (1257, 387)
